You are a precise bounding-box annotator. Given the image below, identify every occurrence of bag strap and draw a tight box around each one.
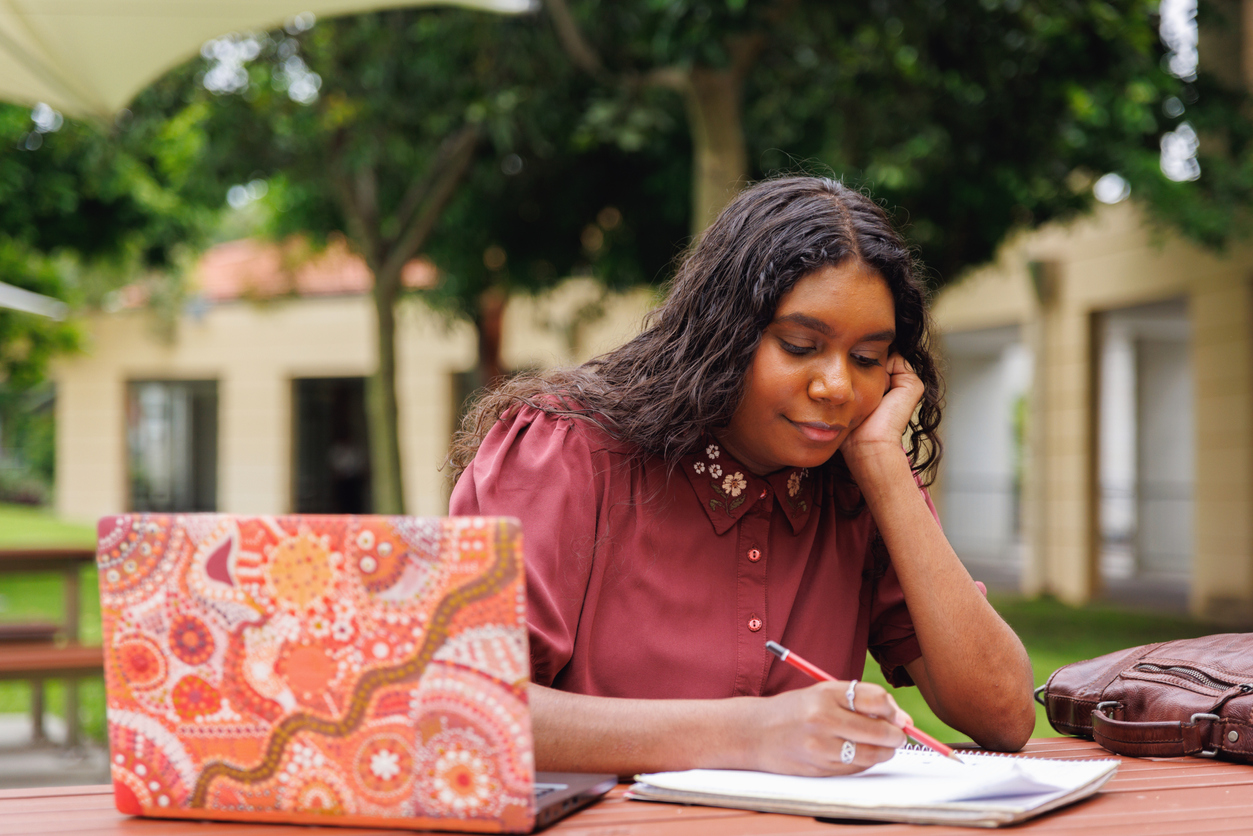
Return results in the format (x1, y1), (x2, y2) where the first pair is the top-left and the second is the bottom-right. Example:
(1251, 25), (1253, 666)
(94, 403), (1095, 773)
(1090, 710), (1249, 758)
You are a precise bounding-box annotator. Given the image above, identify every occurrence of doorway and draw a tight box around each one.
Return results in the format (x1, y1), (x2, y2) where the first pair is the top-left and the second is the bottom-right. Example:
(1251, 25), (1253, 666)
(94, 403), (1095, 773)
(939, 325), (1032, 588)
(292, 377), (372, 513)
(1097, 299), (1193, 607)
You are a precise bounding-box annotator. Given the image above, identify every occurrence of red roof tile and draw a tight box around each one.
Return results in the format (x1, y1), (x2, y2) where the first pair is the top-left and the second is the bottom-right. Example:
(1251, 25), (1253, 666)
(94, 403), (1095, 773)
(193, 236), (437, 302)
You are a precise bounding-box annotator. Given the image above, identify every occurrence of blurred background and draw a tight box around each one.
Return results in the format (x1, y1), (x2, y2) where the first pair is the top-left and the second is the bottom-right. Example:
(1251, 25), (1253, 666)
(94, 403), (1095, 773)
(0, 0), (1251, 786)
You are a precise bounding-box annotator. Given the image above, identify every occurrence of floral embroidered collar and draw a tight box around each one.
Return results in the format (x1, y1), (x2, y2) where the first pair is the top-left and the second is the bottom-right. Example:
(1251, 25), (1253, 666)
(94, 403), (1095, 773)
(681, 441), (816, 535)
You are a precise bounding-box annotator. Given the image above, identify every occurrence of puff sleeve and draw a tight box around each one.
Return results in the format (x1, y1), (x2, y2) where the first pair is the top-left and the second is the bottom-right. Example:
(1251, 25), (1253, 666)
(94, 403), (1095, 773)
(449, 405), (607, 687)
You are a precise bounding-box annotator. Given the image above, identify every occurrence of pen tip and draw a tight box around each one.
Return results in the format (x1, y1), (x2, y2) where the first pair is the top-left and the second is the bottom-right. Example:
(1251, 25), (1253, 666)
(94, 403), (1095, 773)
(765, 640), (785, 658)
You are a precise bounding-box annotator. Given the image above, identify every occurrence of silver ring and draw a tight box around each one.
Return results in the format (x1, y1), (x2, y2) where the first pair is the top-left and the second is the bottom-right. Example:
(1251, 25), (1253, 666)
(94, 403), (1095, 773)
(841, 740), (856, 764)
(846, 679), (859, 713)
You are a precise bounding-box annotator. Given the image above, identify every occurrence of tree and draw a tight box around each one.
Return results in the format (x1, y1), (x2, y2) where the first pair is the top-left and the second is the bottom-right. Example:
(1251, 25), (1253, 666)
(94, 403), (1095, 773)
(127, 0), (1251, 516)
(158, 8), (688, 513)
(0, 98), (207, 500)
(543, 0), (1251, 284)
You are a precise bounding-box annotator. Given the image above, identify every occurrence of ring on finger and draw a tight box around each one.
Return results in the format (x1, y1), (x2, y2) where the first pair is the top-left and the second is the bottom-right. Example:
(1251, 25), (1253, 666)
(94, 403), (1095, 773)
(841, 740), (856, 765)
(846, 679), (858, 713)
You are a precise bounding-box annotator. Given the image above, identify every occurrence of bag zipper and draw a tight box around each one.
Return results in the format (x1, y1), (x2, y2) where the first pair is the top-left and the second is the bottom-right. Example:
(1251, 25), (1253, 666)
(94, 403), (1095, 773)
(1134, 662), (1253, 693)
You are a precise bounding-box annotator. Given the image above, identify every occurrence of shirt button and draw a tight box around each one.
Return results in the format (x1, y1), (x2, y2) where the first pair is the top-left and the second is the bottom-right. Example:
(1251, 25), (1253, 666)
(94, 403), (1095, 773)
(747, 548), (761, 562)
(747, 616), (763, 632)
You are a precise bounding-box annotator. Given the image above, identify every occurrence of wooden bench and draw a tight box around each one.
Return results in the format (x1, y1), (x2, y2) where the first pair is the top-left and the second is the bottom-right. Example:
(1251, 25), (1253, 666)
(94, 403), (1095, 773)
(0, 548), (102, 747)
(0, 624), (59, 643)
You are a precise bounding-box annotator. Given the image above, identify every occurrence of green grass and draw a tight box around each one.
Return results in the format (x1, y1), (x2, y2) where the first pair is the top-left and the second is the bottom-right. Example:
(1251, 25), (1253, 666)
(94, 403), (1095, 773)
(0, 503), (95, 547)
(0, 504), (102, 740)
(863, 593), (1221, 744)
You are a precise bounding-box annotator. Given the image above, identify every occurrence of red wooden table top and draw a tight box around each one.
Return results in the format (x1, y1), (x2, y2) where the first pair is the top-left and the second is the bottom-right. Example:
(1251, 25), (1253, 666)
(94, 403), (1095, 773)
(5, 738), (1253, 835)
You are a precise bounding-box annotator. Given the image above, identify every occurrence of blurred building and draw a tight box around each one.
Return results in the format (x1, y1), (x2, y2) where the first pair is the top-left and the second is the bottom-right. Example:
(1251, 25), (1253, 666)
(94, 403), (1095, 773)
(50, 237), (651, 524)
(50, 205), (1253, 624)
(932, 1), (1253, 622)
(932, 200), (1253, 622)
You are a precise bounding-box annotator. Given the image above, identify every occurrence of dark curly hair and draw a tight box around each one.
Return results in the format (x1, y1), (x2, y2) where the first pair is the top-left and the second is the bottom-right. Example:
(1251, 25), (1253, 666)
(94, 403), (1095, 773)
(447, 176), (943, 486)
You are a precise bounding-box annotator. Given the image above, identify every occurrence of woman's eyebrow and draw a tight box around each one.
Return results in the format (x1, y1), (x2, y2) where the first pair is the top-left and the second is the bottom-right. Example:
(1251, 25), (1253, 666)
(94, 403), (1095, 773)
(860, 329), (896, 343)
(774, 313), (895, 344)
(775, 312), (832, 335)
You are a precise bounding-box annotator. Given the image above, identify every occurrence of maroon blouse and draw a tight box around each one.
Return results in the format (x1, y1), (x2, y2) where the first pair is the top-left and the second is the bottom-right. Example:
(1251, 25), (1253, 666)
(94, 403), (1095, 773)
(449, 404), (930, 699)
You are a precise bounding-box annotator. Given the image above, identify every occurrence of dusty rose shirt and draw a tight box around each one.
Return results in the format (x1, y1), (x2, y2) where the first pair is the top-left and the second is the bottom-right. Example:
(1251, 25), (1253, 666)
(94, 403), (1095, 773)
(449, 404), (929, 699)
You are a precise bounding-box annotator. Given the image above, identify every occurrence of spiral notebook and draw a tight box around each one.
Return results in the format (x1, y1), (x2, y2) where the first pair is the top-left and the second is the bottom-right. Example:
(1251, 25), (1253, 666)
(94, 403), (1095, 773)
(627, 747), (1118, 828)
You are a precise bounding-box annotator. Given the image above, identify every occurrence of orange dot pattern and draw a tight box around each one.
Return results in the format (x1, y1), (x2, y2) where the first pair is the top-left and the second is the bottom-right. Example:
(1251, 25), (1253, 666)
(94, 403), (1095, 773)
(97, 514), (534, 832)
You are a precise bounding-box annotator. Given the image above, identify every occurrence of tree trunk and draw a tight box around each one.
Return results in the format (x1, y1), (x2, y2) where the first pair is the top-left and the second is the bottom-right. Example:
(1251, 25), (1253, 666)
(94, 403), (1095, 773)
(683, 66), (750, 236)
(367, 262), (406, 514)
(475, 285), (507, 388)
(332, 126), (478, 516)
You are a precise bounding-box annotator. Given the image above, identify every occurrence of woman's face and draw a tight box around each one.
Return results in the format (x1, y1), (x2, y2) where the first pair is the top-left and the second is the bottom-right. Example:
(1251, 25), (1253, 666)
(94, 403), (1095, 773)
(716, 261), (896, 475)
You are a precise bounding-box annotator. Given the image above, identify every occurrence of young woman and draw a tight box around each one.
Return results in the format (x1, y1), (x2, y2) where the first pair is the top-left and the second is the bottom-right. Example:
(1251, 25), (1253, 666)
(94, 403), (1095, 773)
(447, 176), (1035, 777)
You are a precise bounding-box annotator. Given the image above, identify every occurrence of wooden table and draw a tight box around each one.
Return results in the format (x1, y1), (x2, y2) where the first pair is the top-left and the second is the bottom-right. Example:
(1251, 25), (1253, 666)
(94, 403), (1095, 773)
(0, 548), (97, 643)
(5, 738), (1253, 835)
(0, 548), (102, 747)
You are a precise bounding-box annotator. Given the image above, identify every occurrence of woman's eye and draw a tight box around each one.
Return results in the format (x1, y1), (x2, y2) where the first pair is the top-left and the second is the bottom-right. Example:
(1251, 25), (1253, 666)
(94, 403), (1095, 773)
(852, 354), (882, 368)
(780, 340), (813, 356)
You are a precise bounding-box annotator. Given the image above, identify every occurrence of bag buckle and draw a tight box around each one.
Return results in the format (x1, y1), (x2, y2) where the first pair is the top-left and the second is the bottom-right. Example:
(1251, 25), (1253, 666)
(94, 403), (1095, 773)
(1191, 713), (1221, 757)
(1033, 684), (1048, 707)
(1096, 701), (1120, 718)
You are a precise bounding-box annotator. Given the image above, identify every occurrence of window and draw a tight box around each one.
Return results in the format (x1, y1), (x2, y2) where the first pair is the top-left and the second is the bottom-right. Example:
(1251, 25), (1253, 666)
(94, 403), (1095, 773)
(126, 381), (218, 512)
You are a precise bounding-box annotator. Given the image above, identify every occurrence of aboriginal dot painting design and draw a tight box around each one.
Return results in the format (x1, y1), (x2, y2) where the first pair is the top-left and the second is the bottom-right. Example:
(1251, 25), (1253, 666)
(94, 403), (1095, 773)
(97, 514), (535, 832)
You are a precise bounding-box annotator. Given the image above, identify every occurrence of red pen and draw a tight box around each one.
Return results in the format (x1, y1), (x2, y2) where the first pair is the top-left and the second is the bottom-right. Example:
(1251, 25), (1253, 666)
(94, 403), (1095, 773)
(765, 640), (965, 763)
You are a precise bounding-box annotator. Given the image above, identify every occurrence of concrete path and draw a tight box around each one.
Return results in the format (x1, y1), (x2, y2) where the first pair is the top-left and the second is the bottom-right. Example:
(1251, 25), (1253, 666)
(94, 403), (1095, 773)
(0, 713), (110, 789)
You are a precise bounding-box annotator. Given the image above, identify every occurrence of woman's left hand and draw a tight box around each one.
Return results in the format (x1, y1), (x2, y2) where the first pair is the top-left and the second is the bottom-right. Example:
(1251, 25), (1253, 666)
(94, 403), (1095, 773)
(841, 353), (923, 468)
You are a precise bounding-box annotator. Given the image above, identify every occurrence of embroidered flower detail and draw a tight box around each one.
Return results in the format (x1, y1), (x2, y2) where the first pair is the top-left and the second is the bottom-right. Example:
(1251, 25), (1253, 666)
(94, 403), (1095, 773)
(710, 464), (722, 479)
(693, 461), (706, 474)
(785, 468), (811, 514)
(723, 472), (747, 497)
(706, 444), (720, 459)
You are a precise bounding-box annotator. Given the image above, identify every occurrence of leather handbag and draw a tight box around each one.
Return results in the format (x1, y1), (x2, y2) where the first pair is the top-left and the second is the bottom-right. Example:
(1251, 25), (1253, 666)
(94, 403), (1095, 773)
(1036, 633), (1253, 762)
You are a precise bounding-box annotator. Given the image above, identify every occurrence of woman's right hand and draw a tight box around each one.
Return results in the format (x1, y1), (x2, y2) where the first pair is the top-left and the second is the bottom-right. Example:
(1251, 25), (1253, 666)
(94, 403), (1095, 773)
(745, 680), (911, 776)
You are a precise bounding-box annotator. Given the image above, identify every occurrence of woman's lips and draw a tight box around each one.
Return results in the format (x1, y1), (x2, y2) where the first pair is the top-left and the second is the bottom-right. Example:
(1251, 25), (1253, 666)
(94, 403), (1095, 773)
(788, 418), (843, 444)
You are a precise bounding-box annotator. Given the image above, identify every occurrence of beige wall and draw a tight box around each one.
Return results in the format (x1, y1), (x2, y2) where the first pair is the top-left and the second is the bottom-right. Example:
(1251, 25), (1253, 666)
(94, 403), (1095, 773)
(933, 202), (1253, 621)
(52, 282), (653, 525)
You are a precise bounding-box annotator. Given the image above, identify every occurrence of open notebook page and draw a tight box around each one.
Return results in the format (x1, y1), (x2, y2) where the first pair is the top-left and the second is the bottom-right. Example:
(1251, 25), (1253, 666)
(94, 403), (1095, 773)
(635, 747), (1118, 810)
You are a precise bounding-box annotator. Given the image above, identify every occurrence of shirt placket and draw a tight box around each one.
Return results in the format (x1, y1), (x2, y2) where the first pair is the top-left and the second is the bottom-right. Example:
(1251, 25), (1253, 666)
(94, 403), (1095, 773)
(733, 483), (772, 696)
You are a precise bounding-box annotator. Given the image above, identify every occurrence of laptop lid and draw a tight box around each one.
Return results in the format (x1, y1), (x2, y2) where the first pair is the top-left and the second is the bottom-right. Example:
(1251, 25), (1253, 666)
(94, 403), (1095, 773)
(97, 513), (609, 832)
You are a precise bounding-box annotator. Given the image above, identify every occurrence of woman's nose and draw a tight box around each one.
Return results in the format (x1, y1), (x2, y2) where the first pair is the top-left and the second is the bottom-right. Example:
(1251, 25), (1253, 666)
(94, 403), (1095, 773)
(809, 359), (852, 403)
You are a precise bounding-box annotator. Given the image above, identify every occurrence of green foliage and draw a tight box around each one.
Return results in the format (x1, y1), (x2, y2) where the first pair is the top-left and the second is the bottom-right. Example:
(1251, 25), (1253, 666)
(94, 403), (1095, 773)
(0, 96), (208, 423)
(426, 123), (689, 323)
(754, 0), (1219, 282)
(560, 0), (1248, 285)
(0, 242), (77, 392)
(0, 103), (202, 267)
(159, 8), (690, 317)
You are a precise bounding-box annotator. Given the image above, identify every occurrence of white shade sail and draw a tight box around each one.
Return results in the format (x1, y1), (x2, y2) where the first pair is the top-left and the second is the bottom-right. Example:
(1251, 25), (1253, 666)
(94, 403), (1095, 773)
(0, 0), (532, 119)
(0, 281), (67, 319)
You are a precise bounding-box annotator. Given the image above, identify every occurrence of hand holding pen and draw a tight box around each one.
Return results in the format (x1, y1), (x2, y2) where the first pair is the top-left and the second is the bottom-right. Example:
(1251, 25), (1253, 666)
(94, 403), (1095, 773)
(766, 640), (966, 764)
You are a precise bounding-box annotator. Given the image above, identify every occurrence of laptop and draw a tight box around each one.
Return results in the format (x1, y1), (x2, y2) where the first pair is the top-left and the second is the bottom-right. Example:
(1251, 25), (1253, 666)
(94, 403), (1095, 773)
(96, 513), (615, 832)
